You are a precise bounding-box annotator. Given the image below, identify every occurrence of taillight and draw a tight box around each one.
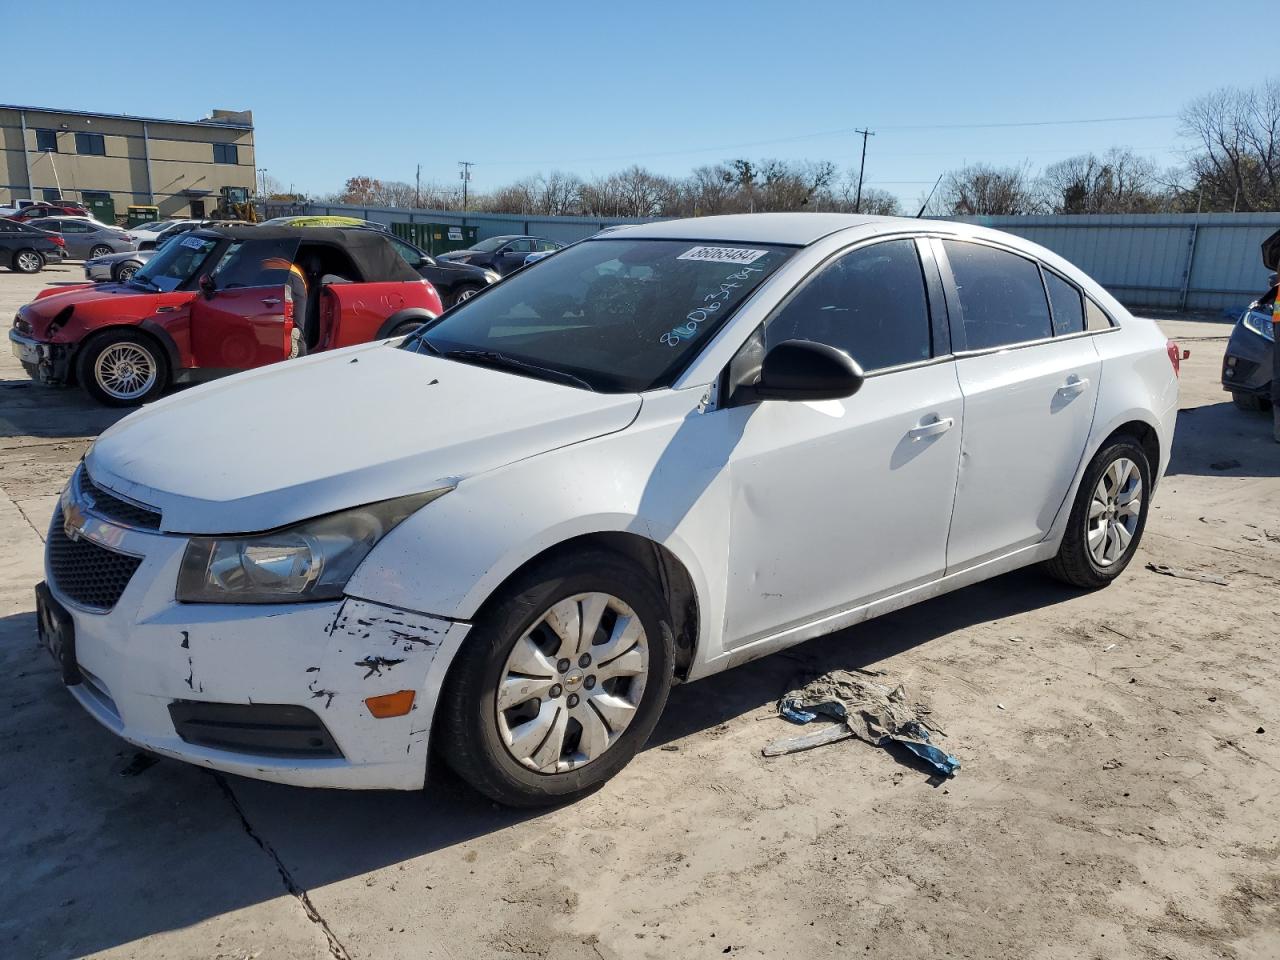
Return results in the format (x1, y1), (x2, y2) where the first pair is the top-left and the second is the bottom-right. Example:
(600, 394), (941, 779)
(50, 235), (65, 247)
(282, 284), (295, 356)
(1166, 340), (1183, 376)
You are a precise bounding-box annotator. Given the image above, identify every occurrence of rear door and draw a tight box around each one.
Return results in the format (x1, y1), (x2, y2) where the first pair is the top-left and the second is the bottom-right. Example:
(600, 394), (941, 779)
(937, 238), (1102, 570)
(55, 218), (95, 258)
(190, 236), (299, 370)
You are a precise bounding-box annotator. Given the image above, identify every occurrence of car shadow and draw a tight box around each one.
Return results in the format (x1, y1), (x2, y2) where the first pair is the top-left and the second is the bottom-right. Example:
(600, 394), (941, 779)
(1166, 399), (1280, 478)
(0, 566), (1078, 958)
(0, 377), (131, 439)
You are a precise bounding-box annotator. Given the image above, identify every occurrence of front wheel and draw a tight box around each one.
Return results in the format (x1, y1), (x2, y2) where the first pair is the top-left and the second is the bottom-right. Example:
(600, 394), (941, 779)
(75, 331), (169, 406)
(1042, 437), (1152, 589)
(451, 284), (482, 306)
(12, 248), (43, 274)
(436, 550), (674, 807)
(1231, 390), (1268, 412)
(88, 244), (113, 259)
(115, 261), (142, 282)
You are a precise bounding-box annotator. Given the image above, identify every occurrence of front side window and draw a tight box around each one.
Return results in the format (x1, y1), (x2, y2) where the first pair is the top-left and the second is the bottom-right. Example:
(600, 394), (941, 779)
(537, 240), (561, 252)
(410, 238), (795, 392)
(35, 129), (58, 152)
(1043, 270), (1085, 336)
(942, 240), (1052, 350)
(211, 238), (300, 289)
(75, 132), (106, 156)
(213, 143), (238, 165)
(131, 234), (220, 292)
(765, 239), (932, 372)
(391, 238), (422, 265)
(504, 239), (535, 254)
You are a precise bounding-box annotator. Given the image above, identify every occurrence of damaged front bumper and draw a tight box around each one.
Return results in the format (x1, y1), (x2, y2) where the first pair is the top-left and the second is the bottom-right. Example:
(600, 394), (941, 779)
(43, 497), (469, 790)
(9, 330), (73, 384)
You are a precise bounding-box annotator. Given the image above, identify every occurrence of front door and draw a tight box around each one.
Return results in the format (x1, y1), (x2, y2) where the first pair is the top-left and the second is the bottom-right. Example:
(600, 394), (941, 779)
(190, 236), (299, 370)
(494, 238), (534, 275)
(722, 237), (964, 647)
(936, 238), (1102, 570)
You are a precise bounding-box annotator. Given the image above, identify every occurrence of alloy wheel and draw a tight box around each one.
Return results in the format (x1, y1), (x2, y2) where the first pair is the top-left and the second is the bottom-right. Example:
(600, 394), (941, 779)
(118, 263), (139, 281)
(1087, 457), (1142, 567)
(456, 286), (479, 303)
(89, 245), (112, 259)
(94, 342), (158, 401)
(496, 592), (649, 774)
(16, 251), (41, 272)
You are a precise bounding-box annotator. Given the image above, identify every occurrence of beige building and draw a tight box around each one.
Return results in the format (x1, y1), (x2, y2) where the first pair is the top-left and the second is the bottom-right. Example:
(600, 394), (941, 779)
(1, 104), (255, 220)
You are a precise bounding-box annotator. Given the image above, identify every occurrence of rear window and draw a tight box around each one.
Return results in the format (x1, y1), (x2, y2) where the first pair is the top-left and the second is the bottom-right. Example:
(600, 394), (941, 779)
(943, 240), (1053, 350)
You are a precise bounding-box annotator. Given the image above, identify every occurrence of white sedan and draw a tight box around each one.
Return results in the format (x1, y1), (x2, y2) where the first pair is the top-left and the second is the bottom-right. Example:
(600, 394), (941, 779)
(37, 213), (1179, 806)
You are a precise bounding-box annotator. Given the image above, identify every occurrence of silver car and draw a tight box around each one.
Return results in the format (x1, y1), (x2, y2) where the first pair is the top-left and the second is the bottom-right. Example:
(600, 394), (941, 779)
(25, 217), (136, 259)
(84, 249), (154, 283)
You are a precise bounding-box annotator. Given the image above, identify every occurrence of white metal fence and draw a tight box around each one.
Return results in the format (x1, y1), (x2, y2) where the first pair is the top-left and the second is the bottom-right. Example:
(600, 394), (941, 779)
(295, 203), (1280, 313)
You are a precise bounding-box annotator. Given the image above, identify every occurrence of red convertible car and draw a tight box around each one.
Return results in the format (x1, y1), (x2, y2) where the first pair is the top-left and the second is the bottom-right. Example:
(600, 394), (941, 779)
(9, 226), (443, 405)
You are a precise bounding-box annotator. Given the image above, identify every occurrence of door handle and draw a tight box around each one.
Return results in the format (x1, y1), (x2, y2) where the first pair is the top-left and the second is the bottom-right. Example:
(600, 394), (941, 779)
(261, 297), (281, 307)
(1058, 375), (1089, 396)
(908, 415), (955, 440)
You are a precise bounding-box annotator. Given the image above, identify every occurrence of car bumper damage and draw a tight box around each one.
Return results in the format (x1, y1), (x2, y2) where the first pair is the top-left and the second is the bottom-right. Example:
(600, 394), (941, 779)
(40, 488), (470, 790)
(9, 330), (72, 384)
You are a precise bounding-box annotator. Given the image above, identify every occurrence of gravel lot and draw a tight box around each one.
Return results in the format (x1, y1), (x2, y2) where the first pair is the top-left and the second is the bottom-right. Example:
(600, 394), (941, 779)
(1, 264), (1277, 960)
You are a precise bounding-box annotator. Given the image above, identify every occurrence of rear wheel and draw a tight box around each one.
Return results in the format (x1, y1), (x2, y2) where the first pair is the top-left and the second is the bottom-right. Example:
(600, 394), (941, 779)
(437, 550), (674, 807)
(115, 261), (142, 282)
(1042, 437), (1151, 589)
(1231, 390), (1268, 412)
(390, 320), (426, 337)
(88, 244), (113, 259)
(75, 331), (169, 406)
(12, 248), (43, 274)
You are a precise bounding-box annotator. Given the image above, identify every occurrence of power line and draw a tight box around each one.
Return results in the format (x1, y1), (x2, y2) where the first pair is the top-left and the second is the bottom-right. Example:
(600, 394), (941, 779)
(471, 114), (1178, 168)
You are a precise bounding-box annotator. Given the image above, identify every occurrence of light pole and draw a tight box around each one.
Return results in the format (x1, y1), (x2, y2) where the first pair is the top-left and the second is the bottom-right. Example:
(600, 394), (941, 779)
(257, 167), (268, 198)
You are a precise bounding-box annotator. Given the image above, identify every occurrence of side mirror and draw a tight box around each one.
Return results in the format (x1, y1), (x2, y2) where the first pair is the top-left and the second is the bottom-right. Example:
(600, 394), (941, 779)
(752, 339), (864, 402)
(198, 273), (216, 298)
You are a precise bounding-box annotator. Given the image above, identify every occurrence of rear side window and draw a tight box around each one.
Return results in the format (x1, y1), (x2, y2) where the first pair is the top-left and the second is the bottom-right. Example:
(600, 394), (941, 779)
(766, 238), (932, 372)
(1043, 270), (1084, 336)
(943, 240), (1052, 350)
(1085, 297), (1114, 331)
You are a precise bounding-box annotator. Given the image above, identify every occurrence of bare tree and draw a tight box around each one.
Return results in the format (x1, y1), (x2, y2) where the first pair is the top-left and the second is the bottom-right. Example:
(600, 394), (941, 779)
(1039, 148), (1166, 213)
(1180, 77), (1280, 211)
(941, 163), (1038, 215)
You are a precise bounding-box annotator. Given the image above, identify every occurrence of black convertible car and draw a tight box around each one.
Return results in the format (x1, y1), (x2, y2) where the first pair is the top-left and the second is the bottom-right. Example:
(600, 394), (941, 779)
(386, 235), (500, 305)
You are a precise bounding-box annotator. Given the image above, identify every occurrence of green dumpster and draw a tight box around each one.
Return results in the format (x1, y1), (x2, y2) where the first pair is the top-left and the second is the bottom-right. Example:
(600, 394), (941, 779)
(85, 196), (116, 225)
(126, 205), (160, 228)
(391, 222), (478, 256)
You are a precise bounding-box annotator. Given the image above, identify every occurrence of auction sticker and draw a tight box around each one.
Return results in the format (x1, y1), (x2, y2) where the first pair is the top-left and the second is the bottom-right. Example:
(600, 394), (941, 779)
(677, 246), (769, 265)
(180, 235), (207, 250)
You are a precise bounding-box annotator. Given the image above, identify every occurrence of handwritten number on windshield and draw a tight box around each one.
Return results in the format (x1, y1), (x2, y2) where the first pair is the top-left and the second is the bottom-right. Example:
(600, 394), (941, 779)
(661, 264), (764, 346)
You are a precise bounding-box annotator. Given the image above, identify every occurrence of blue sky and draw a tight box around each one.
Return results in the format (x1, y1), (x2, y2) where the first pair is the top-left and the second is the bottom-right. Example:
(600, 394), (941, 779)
(8, 0), (1278, 206)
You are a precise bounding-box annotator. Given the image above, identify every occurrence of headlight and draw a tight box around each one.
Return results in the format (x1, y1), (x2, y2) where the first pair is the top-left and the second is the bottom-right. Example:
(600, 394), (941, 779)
(176, 489), (450, 603)
(483, 270), (501, 284)
(1241, 310), (1275, 342)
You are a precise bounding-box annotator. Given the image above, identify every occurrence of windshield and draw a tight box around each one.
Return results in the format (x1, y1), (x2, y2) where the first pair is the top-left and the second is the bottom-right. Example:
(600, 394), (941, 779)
(130, 233), (219, 292)
(471, 236), (513, 253)
(406, 238), (794, 392)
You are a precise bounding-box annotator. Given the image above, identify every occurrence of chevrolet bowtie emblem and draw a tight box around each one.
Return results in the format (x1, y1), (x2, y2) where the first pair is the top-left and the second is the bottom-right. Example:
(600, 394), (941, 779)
(63, 501), (86, 541)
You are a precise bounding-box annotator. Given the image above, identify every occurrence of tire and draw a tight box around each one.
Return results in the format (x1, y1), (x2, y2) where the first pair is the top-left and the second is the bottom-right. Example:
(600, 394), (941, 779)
(390, 320), (426, 338)
(1042, 436), (1152, 589)
(451, 284), (482, 307)
(1231, 390), (1268, 412)
(88, 245), (113, 259)
(437, 549), (675, 808)
(115, 261), (142, 282)
(12, 248), (43, 274)
(75, 330), (169, 407)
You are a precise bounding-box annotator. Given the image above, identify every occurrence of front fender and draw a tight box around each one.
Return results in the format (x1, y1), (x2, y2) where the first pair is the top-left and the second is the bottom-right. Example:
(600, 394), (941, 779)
(344, 388), (729, 668)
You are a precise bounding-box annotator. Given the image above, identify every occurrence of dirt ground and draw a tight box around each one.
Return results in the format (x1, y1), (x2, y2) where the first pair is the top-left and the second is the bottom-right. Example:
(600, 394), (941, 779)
(0, 263), (1277, 960)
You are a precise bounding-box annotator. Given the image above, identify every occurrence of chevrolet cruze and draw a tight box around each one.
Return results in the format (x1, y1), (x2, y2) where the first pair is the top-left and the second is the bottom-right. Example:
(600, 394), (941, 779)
(35, 214), (1180, 807)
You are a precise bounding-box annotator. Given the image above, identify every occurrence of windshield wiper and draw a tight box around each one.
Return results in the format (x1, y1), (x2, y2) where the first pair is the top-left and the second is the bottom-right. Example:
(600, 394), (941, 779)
(442, 349), (595, 391)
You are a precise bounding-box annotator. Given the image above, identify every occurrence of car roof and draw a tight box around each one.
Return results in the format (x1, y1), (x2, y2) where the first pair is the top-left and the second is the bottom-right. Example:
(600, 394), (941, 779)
(603, 213), (908, 246)
(190, 225), (422, 282)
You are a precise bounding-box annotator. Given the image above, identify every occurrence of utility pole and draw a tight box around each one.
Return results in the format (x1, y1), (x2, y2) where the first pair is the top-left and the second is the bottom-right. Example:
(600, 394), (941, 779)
(257, 167), (268, 198)
(415, 163), (421, 208)
(854, 128), (875, 213)
(458, 161), (474, 212)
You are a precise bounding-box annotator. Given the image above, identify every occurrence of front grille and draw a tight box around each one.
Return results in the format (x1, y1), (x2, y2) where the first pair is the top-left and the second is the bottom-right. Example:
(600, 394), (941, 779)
(168, 701), (344, 758)
(47, 508), (143, 612)
(77, 467), (162, 530)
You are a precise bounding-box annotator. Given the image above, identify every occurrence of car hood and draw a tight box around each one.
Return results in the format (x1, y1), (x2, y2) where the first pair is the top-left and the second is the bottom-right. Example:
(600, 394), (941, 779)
(435, 250), (479, 261)
(88, 250), (151, 265)
(21, 283), (174, 332)
(85, 342), (643, 534)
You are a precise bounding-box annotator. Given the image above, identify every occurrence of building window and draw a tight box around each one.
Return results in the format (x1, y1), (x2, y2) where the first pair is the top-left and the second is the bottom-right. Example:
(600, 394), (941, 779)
(213, 143), (239, 165)
(75, 132), (106, 156)
(42, 188), (63, 202)
(35, 129), (58, 152)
